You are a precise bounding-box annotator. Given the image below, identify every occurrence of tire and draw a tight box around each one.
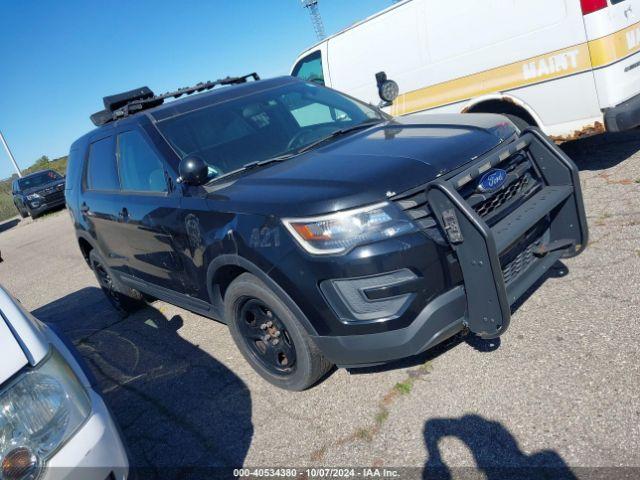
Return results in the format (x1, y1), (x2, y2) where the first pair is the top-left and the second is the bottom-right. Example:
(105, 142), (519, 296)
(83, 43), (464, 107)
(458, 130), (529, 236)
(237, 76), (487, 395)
(505, 114), (531, 132)
(225, 273), (332, 391)
(15, 204), (28, 218)
(89, 250), (145, 317)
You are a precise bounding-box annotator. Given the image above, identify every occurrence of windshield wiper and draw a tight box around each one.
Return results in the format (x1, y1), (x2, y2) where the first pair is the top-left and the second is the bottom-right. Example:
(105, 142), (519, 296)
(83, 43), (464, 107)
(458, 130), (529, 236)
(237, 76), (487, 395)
(296, 120), (382, 155)
(204, 121), (381, 185)
(205, 154), (296, 184)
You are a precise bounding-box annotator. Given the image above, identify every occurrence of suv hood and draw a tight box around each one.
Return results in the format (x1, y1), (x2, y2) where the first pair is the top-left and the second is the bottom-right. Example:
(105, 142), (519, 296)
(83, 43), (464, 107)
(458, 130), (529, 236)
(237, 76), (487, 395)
(0, 305), (29, 384)
(22, 179), (65, 196)
(208, 113), (516, 216)
(0, 286), (49, 384)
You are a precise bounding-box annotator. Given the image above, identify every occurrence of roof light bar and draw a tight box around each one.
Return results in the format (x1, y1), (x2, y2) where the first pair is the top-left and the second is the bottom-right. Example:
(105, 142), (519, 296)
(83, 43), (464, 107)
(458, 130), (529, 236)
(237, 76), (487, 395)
(90, 73), (261, 126)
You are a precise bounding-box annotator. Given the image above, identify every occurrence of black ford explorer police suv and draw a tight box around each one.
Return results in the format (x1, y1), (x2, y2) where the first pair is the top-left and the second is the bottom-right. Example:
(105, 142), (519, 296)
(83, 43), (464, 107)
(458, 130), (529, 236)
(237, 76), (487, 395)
(12, 169), (66, 219)
(66, 74), (587, 390)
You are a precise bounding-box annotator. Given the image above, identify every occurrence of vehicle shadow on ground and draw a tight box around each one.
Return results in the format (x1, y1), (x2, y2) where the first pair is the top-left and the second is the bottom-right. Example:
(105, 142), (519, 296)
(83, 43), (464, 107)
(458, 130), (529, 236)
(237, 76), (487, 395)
(0, 217), (19, 234)
(33, 287), (253, 480)
(422, 414), (577, 480)
(561, 130), (640, 172)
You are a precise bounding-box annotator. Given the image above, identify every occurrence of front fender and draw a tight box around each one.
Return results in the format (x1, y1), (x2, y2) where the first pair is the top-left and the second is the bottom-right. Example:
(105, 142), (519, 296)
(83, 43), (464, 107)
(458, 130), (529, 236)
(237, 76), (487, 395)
(206, 253), (318, 336)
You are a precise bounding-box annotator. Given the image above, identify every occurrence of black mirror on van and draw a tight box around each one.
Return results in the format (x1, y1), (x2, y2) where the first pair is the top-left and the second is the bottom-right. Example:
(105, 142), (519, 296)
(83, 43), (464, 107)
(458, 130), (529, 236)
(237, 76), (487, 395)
(178, 155), (209, 186)
(375, 71), (399, 108)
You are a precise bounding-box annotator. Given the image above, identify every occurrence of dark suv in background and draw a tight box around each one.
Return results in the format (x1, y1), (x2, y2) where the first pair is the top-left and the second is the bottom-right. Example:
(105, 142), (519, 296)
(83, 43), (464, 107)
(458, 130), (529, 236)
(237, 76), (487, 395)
(12, 169), (66, 218)
(66, 74), (587, 390)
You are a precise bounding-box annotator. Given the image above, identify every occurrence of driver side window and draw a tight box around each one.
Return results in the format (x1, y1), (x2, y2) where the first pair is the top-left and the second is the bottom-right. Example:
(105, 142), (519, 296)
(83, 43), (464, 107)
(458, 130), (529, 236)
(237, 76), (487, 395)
(292, 51), (325, 85)
(117, 130), (167, 193)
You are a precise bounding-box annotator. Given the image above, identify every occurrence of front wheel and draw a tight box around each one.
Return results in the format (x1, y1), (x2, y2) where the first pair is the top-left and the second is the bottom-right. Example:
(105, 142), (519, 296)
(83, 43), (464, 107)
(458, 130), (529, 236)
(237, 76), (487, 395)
(89, 250), (145, 317)
(15, 203), (28, 218)
(225, 273), (332, 391)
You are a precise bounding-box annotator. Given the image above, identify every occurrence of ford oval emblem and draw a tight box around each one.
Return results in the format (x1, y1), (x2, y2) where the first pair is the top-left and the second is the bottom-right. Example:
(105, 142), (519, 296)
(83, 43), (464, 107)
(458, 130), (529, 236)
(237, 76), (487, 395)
(477, 169), (508, 193)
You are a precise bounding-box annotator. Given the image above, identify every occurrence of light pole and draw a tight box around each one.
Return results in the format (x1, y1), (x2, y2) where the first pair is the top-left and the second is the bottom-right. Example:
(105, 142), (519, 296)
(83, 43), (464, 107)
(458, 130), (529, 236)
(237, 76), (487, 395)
(0, 130), (22, 177)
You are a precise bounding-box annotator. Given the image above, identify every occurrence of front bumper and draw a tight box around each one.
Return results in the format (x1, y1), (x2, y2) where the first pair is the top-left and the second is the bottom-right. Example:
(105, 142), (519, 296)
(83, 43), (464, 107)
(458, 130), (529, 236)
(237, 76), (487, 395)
(43, 390), (129, 480)
(312, 286), (466, 367)
(604, 91), (640, 132)
(28, 197), (66, 215)
(308, 128), (587, 367)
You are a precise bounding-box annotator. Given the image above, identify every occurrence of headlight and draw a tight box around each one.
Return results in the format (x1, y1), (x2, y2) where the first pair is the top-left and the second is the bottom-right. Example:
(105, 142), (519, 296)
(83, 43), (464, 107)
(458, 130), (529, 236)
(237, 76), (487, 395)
(282, 202), (417, 255)
(25, 194), (41, 201)
(0, 350), (91, 480)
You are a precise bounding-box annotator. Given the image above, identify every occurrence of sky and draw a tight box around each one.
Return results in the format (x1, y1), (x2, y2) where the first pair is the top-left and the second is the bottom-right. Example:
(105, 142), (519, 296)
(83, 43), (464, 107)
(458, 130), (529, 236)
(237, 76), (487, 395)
(0, 0), (392, 179)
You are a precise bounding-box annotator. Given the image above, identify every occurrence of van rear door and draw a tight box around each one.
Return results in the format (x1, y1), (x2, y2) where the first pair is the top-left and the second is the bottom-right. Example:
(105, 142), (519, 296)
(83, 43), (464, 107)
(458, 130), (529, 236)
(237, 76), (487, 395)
(584, 0), (640, 109)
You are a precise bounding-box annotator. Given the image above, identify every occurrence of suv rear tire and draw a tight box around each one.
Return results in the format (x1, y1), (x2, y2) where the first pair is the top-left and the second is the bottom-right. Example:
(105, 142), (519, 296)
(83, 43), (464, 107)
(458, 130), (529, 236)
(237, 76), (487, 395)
(89, 250), (145, 317)
(225, 273), (332, 391)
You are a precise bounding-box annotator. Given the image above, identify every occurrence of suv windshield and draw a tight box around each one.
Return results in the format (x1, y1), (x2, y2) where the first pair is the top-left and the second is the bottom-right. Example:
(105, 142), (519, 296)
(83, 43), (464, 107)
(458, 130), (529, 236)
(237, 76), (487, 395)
(156, 82), (385, 177)
(18, 170), (62, 190)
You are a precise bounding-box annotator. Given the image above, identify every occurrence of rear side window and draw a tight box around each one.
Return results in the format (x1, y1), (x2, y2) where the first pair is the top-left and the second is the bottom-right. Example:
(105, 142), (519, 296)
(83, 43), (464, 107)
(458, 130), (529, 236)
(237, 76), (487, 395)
(117, 130), (167, 193)
(292, 51), (324, 85)
(65, 147), (81, 191)
(86, 137), (119, 191)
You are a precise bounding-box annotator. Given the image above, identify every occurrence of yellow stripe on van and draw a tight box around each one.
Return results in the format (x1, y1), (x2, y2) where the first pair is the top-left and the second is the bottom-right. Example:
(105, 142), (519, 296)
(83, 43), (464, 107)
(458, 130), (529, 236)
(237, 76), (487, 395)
(391, 44), (592, 116)
(390, 21), (640, 117)
(588, 21), (640, 68)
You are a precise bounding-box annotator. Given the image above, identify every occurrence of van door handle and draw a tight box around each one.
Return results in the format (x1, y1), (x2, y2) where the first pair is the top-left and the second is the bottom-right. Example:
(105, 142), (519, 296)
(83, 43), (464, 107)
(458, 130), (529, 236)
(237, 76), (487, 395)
(119, 207), (129, 220)
(80, 203), (90, 213)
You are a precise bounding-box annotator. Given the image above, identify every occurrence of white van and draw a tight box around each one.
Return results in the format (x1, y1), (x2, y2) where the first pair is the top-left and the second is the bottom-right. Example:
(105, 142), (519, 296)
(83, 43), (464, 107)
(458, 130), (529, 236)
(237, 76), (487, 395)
(291, 0), (640, 141)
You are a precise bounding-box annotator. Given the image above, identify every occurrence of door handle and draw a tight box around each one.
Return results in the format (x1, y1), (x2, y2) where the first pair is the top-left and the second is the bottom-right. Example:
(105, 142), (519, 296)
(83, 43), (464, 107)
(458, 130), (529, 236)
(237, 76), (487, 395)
(80, 203), (90, 213)
(118, 207), (129, 220)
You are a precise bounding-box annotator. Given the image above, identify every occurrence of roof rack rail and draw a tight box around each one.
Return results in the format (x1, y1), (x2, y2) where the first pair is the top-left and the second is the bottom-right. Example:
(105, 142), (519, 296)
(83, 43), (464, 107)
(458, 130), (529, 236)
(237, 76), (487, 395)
(90, 72), (260, 126)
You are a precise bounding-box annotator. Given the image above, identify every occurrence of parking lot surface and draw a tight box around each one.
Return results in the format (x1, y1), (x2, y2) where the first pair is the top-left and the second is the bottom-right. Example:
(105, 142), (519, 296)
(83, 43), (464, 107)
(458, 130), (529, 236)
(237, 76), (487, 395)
(1, 132), (639, 478)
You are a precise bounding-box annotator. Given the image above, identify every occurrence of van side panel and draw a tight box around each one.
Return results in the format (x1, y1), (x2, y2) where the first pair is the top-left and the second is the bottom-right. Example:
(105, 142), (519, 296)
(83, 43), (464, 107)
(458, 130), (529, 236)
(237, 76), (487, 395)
(326, 0), (428, 106)
(584, 0), (640, 109)
(398, 0), (600, 137)
(318, 0), (604, 139)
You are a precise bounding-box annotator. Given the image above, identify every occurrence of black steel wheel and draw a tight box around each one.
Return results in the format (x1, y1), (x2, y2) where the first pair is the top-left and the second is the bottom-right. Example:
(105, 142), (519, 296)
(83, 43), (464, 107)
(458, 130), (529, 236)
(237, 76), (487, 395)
(89, 250), (144, 316)
(237, 298), (297, 375)
(225, 273), (332, 390)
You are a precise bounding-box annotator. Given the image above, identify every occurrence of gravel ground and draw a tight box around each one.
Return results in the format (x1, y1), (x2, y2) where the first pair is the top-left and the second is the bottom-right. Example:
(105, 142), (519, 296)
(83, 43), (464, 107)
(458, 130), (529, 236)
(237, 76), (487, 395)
(0, 132), (639, 479)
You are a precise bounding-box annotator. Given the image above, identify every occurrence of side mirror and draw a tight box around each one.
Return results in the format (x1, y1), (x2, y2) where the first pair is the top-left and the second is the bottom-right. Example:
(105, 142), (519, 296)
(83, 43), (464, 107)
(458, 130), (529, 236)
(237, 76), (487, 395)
(178, 155), (209, 186)
(375, 71), (399, 108)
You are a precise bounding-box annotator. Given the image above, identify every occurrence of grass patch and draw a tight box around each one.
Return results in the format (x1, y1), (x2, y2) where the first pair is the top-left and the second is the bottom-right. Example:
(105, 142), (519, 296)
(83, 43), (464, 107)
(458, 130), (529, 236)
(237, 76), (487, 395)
(355, 427), (375, 442)
(374, 408), (389, 425)
(394, 380), (413, 395)
(0, 194), (17, 222)
(309, 360), (436, 461)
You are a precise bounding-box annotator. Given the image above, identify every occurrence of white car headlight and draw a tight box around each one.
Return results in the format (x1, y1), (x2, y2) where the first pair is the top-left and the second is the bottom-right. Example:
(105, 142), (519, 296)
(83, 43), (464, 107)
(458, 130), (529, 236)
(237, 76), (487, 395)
(25, 194), (41, 201)
(0, 350), (91, 480)
(282, 202), (417, 255)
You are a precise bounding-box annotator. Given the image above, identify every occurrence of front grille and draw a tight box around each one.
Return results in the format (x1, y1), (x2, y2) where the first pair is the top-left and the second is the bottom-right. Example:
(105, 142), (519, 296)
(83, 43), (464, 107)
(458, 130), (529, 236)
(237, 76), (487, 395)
(393, 190), (435, 230)
(42, 190), (64, 203)
(474, 175), (530, 217)
(501, 236), (542, 286)
(392, 150), (541, 231)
